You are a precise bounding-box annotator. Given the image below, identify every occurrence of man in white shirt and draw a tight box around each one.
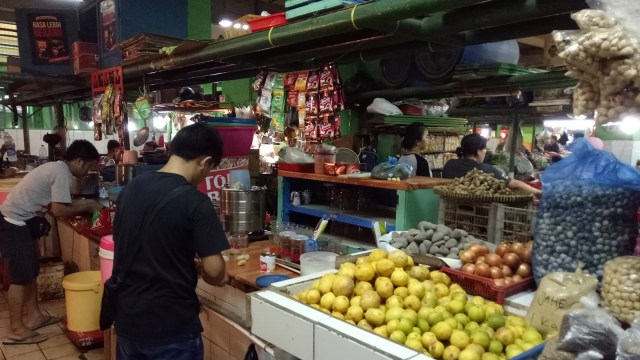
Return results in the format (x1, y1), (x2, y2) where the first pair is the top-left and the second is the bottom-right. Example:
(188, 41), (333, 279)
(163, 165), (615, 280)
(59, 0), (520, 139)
(0, 140), (104, 345)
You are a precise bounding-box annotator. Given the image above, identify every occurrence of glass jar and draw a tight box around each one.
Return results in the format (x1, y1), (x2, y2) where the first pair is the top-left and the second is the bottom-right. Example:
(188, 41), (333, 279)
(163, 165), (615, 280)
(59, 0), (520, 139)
(279, 231), (296, 260)
(290, 234), (308, 262)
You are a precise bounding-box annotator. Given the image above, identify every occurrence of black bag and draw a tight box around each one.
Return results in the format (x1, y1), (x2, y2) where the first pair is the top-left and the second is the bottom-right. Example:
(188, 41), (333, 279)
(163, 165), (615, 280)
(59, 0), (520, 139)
(25, 216), (51, 239)
(244, 344), (258, 360)
(99, 185), (192, 330)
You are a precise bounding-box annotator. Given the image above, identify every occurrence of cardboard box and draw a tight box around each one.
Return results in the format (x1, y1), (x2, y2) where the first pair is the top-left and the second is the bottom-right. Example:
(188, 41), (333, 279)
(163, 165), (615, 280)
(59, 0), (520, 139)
(72, 41), (98, 57)
(7, 56), (20, 73)
(73, 54), (98, 75)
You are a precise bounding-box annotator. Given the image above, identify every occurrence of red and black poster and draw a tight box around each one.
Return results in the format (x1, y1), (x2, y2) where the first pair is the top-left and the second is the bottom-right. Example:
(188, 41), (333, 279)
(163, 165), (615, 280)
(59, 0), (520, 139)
(100, 0), (117, 52)
(28, 13), (70, 64)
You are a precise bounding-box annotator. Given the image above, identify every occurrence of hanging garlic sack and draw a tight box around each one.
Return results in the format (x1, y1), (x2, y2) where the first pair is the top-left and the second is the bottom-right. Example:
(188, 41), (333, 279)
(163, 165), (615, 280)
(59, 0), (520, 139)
(553, 9), (640, 125)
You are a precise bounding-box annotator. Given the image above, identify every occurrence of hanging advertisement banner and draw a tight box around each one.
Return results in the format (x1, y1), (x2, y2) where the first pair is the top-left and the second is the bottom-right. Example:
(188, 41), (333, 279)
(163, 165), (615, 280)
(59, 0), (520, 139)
(28, 13), (70, 64)
(100, 0), (117, 52)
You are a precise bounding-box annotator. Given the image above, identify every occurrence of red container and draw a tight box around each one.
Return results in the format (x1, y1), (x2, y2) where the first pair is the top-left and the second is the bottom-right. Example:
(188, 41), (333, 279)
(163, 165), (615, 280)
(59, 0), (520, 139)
(279, 162), (315, 173)
(248, 13), (287, 32)
(398, 104), (424, 116)
(212, 126), (256, 157)
(441, 267), (534, 305)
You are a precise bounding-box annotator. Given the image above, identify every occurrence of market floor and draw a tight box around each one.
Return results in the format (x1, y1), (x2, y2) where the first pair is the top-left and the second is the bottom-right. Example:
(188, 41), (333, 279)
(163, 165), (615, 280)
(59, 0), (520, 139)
(0, 294), (103, 360)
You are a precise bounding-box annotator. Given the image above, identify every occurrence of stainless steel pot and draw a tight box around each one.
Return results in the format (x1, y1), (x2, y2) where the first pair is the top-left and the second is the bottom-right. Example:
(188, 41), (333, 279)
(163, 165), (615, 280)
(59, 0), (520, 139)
(71, 171), (99, 196)
(116, 164), (136, 185)
(221, 186), (266, 233)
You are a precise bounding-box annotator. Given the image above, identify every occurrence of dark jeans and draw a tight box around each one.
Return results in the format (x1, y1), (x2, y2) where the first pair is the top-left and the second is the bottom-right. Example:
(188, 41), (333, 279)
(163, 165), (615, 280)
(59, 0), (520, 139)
(116, 335), (204, 360)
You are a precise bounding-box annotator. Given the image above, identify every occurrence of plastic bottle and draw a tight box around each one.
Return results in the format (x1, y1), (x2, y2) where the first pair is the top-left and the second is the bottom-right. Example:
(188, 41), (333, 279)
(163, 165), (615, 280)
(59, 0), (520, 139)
(3, 132), (17, 162)
(38, 145), (48, 165)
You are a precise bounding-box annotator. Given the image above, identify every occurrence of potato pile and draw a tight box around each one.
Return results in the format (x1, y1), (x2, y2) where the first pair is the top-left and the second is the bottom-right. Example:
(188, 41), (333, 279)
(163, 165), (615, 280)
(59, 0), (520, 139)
(436, 169), (511, 196)
(601, 256), (640, 323)
(389, 221), (485, 259)
(553, 9), (640, 125)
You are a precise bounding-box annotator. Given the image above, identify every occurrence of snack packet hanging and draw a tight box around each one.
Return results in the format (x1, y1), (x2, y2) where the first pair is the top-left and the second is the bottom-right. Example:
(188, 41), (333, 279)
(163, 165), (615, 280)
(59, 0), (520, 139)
(294, 71), (309, 91)
(307, 71), (320, 91)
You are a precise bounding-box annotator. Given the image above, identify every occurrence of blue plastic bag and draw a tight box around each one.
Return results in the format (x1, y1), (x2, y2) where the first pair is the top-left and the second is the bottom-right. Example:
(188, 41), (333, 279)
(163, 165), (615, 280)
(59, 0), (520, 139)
(533, 139), (640, 284)
(371, 157), (412, 180)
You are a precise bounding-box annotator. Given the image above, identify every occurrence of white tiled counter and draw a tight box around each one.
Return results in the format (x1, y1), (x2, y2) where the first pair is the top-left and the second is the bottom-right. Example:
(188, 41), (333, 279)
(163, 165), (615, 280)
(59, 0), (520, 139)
(248, 271), (536, 360)
(249, 271), (434, 360)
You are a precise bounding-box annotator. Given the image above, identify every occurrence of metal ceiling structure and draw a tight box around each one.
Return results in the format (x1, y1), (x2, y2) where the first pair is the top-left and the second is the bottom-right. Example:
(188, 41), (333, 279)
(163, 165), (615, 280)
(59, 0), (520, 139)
(0, 0), (588, 107)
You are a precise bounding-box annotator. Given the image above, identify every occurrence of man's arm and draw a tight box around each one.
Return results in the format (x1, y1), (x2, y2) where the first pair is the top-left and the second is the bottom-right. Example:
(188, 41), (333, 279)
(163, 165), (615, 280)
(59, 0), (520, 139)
(508, 179), (542, 197)
(50, 199), (104, 217)
(200, 254), (227, 286)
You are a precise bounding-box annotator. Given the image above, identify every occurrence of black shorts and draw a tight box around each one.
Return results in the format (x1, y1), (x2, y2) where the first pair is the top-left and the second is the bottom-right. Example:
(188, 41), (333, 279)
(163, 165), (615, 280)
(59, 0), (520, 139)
(0, 215), (40, 285)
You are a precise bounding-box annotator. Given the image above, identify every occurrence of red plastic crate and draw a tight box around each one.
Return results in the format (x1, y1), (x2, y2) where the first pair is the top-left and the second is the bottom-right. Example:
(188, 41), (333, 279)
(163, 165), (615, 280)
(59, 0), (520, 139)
(248, 13), (287, 32)
(213, 126), (256, 157)
(441, 267), (534, 304)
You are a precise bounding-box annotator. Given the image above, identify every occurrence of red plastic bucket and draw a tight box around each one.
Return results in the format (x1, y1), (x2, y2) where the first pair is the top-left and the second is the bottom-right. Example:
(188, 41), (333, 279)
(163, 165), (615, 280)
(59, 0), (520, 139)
(214, 126), (256, 157)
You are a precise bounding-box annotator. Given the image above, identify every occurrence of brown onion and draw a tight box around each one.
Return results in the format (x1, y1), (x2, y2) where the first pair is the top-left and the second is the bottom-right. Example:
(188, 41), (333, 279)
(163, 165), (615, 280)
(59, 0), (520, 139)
(476, 244), (490, 256)
(501, 265), (513, 277)
(476, 256), (486, 264)
(460, 250), (477, 264)
(504, 276), (515, 286)
(474, 263), (491, 278)
(490, 266), (504, 279)
(495, 243), (511, 257)
(485, 253), (503, 268)
(521, 246), (532, 264)
(516, 263), (532, 278)
(462, 263), (476, 274)
(512, 243), (526, 259)
(503, 253), (521, 270)
(467, 244), (483, 256)
(493, 278), (505, 287)
(512, 274), (523, 282)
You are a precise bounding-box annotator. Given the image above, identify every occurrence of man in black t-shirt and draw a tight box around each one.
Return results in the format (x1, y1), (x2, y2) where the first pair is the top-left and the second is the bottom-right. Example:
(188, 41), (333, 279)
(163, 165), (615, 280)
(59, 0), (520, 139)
(112, 123), (229, 360)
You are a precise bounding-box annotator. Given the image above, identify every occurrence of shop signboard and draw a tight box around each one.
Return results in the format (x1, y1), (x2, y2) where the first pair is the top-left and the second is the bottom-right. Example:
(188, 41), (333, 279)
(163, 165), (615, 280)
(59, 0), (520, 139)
(15, 9), (78, 75)
(27, 13), (70, 64)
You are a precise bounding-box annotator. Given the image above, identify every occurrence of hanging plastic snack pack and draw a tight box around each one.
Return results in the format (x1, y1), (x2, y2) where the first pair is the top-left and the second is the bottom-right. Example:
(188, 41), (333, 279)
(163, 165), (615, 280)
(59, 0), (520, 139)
(532, 139), (640, 284)
(371, 157), (412, 180)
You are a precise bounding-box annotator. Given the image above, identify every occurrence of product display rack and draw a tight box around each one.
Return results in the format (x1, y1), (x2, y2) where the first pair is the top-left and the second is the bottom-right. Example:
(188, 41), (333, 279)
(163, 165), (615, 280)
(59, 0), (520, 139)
(278, 171), (453, 245)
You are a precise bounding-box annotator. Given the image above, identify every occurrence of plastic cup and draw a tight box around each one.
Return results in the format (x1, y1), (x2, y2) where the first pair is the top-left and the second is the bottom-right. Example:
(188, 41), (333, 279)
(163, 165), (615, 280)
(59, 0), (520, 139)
(228, 233), (248, 257)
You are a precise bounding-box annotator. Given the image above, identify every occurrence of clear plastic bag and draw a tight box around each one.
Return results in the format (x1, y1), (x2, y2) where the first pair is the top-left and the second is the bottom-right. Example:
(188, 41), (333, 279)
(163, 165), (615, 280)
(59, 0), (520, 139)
(371, 157), (412, 180)
(617, 319), (640, 360)
(533, 139), (640, 283)
(366, 98), (403, 115)
(557, 293), (624, 359)
(601, 256), (640, 323)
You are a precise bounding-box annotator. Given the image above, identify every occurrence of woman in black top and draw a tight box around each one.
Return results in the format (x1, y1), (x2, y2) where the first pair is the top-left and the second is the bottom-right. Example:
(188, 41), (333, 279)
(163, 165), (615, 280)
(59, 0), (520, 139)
(399, 122), (432, 177)
(442, 133), (541, 196)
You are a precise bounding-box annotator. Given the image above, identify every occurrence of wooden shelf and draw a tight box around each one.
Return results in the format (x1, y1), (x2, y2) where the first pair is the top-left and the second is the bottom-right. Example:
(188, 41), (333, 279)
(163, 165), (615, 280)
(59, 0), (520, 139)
(278, 171), (452, 191)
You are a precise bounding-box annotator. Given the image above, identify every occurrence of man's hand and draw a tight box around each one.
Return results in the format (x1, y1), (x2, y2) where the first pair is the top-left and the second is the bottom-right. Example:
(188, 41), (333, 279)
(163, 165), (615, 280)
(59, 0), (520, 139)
(51, 199), (105, 217)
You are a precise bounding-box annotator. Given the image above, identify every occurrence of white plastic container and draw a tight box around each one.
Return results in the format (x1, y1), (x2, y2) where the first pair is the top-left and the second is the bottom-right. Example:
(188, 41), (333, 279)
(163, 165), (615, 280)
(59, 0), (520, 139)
(300, 251), (337, 276)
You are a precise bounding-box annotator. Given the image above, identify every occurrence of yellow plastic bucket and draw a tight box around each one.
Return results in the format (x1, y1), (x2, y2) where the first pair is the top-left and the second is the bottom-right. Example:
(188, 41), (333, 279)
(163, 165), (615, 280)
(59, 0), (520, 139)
(62, 271), (103, 332)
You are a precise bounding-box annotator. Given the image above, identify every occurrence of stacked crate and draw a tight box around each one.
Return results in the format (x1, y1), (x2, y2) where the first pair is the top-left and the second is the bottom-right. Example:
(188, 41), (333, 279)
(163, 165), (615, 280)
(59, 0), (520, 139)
(71, 41), (98, 76)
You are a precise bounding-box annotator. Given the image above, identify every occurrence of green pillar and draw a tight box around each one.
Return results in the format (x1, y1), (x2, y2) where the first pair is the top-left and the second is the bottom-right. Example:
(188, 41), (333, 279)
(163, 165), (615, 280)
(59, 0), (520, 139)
(188, 0), (213, 94)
